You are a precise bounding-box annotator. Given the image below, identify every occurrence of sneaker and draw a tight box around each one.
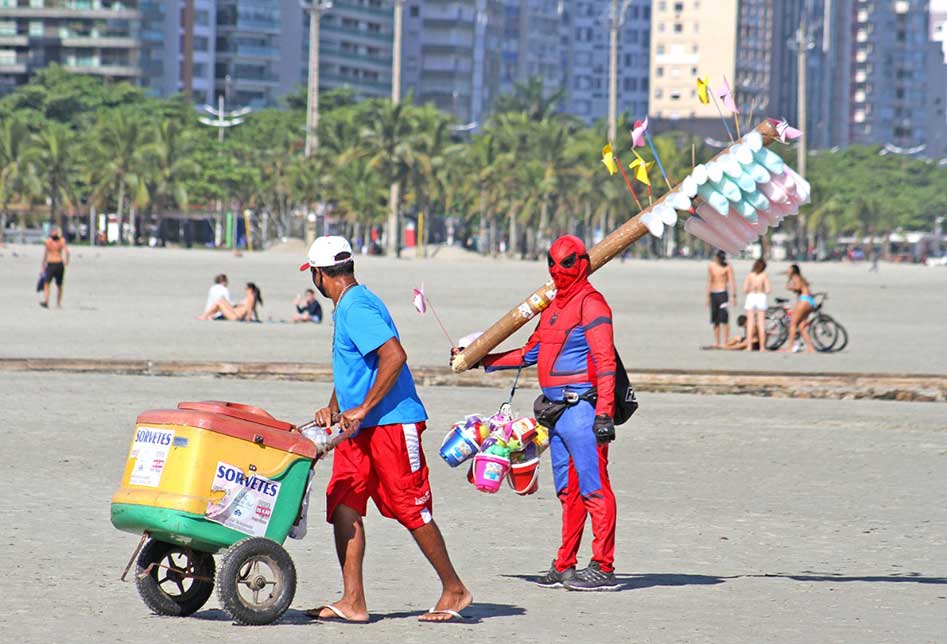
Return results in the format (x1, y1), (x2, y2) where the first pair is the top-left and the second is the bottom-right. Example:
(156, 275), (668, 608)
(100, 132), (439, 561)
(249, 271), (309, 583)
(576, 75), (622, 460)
(536, 560), (575, 588)
(563, 561), (620, 592)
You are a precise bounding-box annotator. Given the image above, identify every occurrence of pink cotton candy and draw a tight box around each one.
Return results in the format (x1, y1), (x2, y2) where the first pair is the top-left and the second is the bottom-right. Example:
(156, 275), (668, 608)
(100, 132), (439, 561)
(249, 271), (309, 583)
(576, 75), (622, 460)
(685, 216), (742, 254)
(697, 203), (753, 248)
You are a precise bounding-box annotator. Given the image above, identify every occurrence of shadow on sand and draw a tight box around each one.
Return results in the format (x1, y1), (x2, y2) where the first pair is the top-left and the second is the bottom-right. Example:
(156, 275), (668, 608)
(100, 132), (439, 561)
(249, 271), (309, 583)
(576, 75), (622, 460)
(504, 570), (947, 592)
(193, 602), (525, 625)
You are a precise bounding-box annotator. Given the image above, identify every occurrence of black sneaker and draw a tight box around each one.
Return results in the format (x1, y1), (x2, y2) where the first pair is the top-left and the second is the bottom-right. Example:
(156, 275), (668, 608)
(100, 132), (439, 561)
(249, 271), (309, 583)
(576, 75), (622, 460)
(563, 561), (620, 591)
(536, 560), (575, 588)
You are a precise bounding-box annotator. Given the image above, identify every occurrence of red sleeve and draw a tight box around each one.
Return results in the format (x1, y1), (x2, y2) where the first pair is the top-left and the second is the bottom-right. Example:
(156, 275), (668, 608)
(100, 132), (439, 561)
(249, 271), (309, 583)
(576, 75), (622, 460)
(481, 323), (541, 372)
(581, 293), (616, 417)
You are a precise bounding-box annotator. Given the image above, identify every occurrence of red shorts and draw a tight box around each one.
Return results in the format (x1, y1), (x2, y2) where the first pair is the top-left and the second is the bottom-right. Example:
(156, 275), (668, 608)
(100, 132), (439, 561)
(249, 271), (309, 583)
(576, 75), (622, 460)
(326, 421), (433, 531)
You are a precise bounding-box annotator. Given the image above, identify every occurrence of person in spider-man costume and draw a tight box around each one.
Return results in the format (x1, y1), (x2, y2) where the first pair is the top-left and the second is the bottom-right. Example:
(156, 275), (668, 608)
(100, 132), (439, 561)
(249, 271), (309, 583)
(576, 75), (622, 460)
(480, 235), (619, 591)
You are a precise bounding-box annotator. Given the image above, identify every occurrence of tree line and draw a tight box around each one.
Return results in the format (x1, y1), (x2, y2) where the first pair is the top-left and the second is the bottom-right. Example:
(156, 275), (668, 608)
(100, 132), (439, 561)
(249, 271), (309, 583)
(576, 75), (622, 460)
(1, 66), (945, 257)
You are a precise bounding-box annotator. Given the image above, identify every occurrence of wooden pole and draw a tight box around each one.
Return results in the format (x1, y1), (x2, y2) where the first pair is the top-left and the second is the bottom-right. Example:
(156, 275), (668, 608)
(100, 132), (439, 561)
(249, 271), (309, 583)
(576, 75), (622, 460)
(450, 120), (779, 373)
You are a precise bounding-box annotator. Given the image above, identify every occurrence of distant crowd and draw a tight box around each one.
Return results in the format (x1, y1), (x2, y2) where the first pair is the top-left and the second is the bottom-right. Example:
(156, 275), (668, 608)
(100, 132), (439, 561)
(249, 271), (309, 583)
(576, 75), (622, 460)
(705, 251), (817, 353)
(197, 273), (322, 324)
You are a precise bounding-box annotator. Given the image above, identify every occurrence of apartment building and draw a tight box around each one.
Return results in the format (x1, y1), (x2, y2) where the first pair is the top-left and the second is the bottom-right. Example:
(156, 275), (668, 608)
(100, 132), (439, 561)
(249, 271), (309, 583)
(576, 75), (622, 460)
(139, 0), (216, 104)
(648, 0), (738, 120)
(402, 0), (502, 125)
(300, 0), (394, 100)
(562, 0), (652, 124)
(0, 0), (142, 96)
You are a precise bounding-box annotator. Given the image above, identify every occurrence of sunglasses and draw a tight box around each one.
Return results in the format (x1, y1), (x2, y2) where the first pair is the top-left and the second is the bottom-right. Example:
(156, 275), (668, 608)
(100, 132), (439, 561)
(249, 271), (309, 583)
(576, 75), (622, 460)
(547, 252), (588, 269)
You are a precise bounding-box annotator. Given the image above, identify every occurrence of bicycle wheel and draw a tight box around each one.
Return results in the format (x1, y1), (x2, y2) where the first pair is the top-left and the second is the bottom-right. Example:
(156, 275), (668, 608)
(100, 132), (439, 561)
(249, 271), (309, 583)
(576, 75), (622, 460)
(765, 314), (787, 350)
(824, 316), (849, 352)
(809, 314), (838, 352)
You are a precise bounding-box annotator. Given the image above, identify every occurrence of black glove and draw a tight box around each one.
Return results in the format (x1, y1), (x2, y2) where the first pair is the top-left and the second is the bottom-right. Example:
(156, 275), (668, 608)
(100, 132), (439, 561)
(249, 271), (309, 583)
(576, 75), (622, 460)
(593, 415), (615, 443)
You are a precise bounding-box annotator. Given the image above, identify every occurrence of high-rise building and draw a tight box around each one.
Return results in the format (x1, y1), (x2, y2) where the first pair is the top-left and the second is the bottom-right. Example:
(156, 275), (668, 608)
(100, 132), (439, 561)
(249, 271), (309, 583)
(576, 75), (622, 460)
(214, 0), (290, 107)
(934, 0), (947, 60)
(561, 0), (652, 124)
(648, 0), (738, 120)
(140, 0), (216, 104)
(733, 0), (803, 120)
(0, 0), (143, 96)
(498, 0), (563, 98)
(402, 0), (503, 126)
(301, 0), (395, 100)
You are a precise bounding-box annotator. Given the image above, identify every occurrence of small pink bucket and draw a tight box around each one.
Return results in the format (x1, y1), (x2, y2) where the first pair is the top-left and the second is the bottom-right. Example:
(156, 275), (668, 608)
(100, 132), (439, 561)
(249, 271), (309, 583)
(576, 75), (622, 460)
(472, 453), (510, 494)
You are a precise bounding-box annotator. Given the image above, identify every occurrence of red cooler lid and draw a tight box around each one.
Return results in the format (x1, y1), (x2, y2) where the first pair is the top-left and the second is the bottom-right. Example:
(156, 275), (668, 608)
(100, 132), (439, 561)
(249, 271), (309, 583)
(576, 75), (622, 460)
(136, 400), (316, 459)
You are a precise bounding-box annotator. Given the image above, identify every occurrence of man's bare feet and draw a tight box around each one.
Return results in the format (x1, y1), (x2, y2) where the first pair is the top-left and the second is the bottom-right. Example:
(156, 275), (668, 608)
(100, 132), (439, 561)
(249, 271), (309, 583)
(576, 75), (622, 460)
(419, 587), (473, 622)
(305, 601), (369, 623)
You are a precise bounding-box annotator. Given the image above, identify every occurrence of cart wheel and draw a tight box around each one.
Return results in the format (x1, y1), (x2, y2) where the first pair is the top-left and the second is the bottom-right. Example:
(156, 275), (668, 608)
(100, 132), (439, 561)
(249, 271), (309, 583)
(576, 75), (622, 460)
(135, 538), (215, 617)
(216, 537), (296, 625)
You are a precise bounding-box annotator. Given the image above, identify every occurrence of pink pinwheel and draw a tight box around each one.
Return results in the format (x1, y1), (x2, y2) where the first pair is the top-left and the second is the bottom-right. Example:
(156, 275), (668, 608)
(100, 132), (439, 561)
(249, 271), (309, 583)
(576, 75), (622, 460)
(717, 76), (740, 114)
(767, 118), (802, 143)
(631, 117), (648, 148)
(412, 284), (426, 315)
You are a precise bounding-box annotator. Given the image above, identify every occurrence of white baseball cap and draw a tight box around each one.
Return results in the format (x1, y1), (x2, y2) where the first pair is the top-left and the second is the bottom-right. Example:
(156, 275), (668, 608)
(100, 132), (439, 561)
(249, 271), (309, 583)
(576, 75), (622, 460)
(298, 236), (354, 271)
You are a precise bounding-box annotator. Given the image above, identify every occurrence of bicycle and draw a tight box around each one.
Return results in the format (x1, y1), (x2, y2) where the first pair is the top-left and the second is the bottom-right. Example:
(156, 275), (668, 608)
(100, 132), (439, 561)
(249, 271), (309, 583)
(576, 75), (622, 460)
(765, 292), (849, 352)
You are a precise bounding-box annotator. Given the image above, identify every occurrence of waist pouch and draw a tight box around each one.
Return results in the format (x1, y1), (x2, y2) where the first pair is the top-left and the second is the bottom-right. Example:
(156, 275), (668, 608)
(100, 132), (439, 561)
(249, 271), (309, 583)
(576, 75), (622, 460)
(533, 390), (597, 430)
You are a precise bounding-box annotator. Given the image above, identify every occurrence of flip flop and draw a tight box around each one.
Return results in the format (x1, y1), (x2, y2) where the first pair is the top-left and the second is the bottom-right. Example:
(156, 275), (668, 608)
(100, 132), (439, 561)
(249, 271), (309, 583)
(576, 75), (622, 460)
(420, 607), (468, 622)
(304, 604), (367, 622)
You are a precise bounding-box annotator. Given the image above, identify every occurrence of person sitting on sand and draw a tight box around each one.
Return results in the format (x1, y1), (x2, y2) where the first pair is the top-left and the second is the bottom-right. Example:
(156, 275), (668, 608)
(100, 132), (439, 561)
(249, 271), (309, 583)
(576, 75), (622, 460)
(199, 282), (263, 322)
(200, 274), (232, 320)
(292, 289), (323, 323)
(720, 315), (761, 351)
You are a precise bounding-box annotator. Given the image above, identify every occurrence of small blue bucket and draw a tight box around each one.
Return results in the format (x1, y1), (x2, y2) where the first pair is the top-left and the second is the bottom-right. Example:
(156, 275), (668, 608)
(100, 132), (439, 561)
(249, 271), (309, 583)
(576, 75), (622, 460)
(439, 426), (480, 467)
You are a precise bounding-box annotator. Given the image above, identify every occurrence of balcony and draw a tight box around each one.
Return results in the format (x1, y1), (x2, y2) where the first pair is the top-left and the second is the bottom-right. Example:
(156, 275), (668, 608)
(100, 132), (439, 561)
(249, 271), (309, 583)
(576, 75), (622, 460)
(0, 6), (140, 20)
(60, 36), (140, 48)
(0, 34), (27, 46)
(331, 1), (392, 20)
(233, 43), (280, 59)
(320, 44), (391, 68)
(321, 22), (390, 43)
(63, 63), (140, 77)
(320, 71), (389, 94)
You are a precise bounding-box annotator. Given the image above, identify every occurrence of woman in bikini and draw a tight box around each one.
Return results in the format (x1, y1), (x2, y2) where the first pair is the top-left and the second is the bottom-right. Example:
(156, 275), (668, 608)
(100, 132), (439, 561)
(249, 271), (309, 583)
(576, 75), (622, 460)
(742, 259), (771, 352)
(783, 264), (815, 353)
(199, 282), (263, 321)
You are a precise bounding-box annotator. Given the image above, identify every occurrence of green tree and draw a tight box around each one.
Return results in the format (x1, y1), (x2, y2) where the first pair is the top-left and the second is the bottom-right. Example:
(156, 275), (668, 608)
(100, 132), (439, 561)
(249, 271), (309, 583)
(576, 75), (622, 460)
(0, 116), (36, 234)
(24, 122), (79, 230)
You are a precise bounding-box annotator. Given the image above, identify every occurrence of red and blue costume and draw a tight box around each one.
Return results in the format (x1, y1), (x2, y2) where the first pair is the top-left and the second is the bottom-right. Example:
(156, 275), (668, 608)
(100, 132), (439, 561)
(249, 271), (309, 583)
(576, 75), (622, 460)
(482, 235), (618, 574)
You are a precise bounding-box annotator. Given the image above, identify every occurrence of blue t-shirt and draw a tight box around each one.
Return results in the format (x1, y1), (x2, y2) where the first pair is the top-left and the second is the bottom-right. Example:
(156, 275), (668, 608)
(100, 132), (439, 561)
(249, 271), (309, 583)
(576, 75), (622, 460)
(332, 285), (427, 429)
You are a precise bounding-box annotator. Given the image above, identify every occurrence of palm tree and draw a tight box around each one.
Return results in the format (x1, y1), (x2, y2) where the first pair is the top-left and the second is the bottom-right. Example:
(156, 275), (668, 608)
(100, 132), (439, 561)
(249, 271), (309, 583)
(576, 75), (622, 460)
(89, 111), (153, 244)
(358, 99), (420, 256)
(0, 117), (36, 236)
(404, 104), (451, 255)
(25, 122), (78, 231)
(493, 77), (566, 122)
(142, 118), (200, 216)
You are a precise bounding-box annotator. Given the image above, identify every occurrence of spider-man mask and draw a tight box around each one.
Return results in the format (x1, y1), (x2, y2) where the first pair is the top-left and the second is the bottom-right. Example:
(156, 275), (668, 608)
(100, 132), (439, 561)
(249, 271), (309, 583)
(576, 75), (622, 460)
(547, 235), (590, 301)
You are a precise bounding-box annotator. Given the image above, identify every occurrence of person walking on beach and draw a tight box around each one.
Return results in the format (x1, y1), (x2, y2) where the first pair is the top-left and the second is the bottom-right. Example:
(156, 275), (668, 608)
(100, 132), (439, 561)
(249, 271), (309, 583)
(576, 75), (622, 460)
(471, 235), (620, 591)
(742, 259), (771, 352)
(40, 226), (69, 308)
(300, 236), (471, 623)
(706, 250), (736, 347)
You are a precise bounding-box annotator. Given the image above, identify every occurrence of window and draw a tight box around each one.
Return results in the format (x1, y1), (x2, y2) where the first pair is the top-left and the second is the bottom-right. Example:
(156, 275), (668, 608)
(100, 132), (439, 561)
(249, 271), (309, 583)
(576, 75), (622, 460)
(670, 90), (681, 100)
(410, 5), (419, 17)
(29, 21), (43, 36)
(674, 2), (684, 11)
(674, 23), (682, 33)
(656, 66), (664, 77)
(657, 44), (665, 54)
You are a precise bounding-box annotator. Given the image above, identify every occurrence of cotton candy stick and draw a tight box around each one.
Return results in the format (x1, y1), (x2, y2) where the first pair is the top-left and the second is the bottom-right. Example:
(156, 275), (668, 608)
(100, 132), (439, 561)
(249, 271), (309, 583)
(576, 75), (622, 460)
(729, 205), (768, 238)
(742, 189), (772, 212)
(782, 166), (811, 203)
(685, 215), (742, 254)
(711, 176), (744, 202)
(730, 143), (755, 165)
(732, 198), (760, 223)
(705, 161), (724, 184)
(691, 164), (709, 185)
(719, 154), (758, 193)
(666, 191), (693, 212)
(758, 178), (791, 209)
(697, 203), (754, 246)
(743, 130), (764, 152)
(697, 183), (731, 216)
(754, 147), (786, 175)
(681, 175), (699, 198)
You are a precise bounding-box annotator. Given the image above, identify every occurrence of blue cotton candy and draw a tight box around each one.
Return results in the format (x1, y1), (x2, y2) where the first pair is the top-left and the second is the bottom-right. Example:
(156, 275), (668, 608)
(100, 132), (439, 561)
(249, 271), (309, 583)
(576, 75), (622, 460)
(697, 183), (731, 216)
(711, 176), (743, 202)
(754, 148), (785, 174)
(732, 199), (759, 223)
(740, 160), (772, 185)
(743, 189), (772, 212)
